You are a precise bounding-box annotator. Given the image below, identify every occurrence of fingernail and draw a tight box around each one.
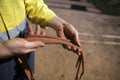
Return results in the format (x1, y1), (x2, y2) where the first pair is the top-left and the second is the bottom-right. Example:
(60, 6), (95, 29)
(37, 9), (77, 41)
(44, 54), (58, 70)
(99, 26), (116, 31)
(68, 46), (71, 50)
(74, 47), (77, 51)
(78, 52), (81, 55)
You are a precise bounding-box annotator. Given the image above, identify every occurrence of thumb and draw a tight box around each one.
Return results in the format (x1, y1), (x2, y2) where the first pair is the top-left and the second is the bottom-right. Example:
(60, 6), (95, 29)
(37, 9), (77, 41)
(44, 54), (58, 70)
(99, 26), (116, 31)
(27, 41), (44, 49)
(73, 34), (81, 47)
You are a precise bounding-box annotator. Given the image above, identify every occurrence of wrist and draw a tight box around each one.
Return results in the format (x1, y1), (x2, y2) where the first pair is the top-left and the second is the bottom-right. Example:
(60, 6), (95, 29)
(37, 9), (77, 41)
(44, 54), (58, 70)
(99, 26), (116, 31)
(47, 16), (66, 30)
(0, 43), (13, 59)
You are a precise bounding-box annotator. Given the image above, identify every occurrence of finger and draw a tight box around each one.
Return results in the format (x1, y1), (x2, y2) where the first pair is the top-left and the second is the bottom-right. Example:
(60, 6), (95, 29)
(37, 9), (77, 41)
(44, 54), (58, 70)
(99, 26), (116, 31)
(73, 33), (81, 47)
(41, 31), (45, 36)
(27, 24), (34, 35)
(26, 41), (44, 49)
(35, 25), (41, 35)
(77, 48), (81, 53)
(72, 46), (77, 51)
(56, 25), (66, 39)
(77, 52), (81, 55)
(23, 48), (36, 53)
(63, 45), (72, 51)
(67, 45), (71, 50)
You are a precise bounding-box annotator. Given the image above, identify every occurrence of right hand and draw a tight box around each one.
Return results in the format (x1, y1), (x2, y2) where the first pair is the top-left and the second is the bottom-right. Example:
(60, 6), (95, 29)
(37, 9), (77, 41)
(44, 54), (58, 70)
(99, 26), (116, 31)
(0, 24), (44, 58)
(2, 38), (44, 54)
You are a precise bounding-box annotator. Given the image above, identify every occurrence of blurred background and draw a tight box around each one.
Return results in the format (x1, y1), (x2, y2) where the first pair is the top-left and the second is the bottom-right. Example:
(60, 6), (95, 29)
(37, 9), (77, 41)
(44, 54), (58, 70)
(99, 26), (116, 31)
(35, 0), (120, 80)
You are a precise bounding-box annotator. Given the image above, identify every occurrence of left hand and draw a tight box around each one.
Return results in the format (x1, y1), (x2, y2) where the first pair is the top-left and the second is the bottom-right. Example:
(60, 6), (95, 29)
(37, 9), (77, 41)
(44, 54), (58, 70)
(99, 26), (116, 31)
(47, 16), (81, 51)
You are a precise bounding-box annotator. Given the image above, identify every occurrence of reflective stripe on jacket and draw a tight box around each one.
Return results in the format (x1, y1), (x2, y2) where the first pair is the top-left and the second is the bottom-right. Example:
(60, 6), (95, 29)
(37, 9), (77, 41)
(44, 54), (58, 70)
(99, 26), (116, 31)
(0, 18), (27, 42)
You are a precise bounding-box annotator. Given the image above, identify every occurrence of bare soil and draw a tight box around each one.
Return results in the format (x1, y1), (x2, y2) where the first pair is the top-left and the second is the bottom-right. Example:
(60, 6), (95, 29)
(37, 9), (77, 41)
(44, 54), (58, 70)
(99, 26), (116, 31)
(35, 0), (120, 80)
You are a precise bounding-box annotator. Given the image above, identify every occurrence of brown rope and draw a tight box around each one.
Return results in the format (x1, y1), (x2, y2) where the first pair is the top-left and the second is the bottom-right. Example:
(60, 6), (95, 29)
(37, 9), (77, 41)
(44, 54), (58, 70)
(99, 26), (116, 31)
(15, 55), (34, 80)
(24, 35), (84, 80)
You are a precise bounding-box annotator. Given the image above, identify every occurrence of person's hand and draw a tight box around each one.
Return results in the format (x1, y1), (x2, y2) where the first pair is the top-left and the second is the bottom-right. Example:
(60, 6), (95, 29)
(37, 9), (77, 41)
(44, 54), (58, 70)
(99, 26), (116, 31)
(47, 16), (81, 51)
(27, 23), (45, 36)
(0, 24), (45, 59)
(3, 38), (44, 54)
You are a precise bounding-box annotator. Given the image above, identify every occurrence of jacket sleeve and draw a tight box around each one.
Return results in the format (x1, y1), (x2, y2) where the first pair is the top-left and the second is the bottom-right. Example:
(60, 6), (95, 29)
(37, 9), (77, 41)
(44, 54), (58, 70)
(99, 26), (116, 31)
(24, 0), (56, 28)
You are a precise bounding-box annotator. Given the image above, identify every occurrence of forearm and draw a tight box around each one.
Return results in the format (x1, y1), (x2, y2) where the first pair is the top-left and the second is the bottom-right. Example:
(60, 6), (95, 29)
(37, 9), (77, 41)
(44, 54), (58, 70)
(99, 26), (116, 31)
(0, 43), (12, 59)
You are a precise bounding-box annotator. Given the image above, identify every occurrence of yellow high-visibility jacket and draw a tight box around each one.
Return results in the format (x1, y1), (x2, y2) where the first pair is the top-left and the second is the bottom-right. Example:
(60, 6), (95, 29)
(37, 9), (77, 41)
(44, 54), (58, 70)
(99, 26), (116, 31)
(0, 0), (56, 33)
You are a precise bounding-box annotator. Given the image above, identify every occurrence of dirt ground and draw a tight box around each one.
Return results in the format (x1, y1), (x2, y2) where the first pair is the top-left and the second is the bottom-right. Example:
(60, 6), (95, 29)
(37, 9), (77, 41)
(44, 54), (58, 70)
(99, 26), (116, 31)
(35, 0), (120, 80)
